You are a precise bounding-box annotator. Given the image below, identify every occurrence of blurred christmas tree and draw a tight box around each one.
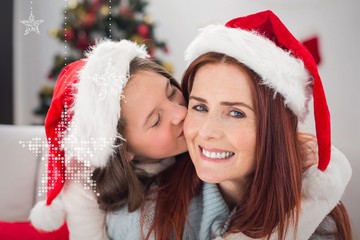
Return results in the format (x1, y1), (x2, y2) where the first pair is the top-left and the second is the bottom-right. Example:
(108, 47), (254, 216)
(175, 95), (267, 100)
(34, 0), (172, 122)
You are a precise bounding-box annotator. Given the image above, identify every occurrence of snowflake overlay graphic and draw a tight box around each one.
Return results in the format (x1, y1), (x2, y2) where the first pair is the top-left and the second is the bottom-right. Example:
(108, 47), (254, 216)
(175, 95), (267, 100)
(19, 108), (116, 197)
(19, 134), (116, 197)
(92, 59), (127, 101)
(20, 11), (44, 35)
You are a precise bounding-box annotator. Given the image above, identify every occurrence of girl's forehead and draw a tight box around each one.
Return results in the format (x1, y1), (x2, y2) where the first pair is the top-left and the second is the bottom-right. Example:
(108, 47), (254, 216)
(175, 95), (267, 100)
(121, 71), (170, 125)
(128, 70), (168, 87)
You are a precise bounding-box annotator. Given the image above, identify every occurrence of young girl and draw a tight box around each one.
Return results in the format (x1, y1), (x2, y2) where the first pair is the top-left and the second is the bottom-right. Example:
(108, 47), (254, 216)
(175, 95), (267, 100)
(107, 10), (352, 240)
(28, 39), (188, 239)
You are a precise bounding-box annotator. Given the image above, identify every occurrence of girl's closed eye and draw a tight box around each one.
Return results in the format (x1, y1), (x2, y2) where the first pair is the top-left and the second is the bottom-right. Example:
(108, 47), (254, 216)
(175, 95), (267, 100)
(151, 113), (161, 128)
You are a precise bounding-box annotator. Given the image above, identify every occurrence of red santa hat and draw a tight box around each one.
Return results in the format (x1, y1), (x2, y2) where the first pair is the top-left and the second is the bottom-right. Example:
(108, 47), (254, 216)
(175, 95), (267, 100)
(30, 39), (148, 231)
(184, 10), (331, 171)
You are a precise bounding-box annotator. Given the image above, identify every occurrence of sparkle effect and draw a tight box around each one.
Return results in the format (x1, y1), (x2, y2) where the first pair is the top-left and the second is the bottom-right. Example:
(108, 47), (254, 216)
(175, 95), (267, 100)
(19, 125), (116, 197)
(91, 59), (127, 101)
(109, 0), (112, 38)
(20, 11), (44, 35)
(18, 0), (121, 199)
(19, 103), (117, 197)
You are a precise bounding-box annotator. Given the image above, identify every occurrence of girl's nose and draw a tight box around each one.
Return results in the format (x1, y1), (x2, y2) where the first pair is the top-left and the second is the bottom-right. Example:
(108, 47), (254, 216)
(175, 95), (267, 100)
(170, 103), (187, 125)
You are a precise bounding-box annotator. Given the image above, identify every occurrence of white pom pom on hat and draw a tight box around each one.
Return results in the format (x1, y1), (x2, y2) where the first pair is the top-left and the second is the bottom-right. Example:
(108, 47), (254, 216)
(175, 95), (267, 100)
(30, 199), (65, 231)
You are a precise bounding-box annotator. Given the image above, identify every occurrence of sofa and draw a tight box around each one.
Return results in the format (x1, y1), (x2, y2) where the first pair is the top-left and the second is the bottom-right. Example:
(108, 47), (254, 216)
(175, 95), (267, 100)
(0, 124), (46, 221)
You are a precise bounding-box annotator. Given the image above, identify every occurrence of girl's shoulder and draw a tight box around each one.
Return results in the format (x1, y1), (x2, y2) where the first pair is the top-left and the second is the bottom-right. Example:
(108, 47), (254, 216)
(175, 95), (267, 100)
(106, 195), (157, 239)
(106, 206), (142, 239)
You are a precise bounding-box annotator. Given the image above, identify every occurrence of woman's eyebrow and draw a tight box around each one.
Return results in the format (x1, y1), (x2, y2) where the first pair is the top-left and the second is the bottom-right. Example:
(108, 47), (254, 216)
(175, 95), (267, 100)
(220, 101), (254, 111)
(189, 95), (206, 103)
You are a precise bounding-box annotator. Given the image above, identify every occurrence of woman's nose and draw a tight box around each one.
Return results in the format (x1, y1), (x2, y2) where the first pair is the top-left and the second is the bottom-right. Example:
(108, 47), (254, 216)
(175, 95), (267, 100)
(198, 114), (223, 140)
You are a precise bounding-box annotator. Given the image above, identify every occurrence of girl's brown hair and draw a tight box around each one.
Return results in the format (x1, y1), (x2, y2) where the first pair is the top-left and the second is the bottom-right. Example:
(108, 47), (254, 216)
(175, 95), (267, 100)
(147, 52), (352, 240)
(92, 57), (181, 212)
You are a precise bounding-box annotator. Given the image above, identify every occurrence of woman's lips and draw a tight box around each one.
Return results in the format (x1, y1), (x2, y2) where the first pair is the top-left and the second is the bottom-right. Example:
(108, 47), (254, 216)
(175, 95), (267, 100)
(199, 146), (235, 161)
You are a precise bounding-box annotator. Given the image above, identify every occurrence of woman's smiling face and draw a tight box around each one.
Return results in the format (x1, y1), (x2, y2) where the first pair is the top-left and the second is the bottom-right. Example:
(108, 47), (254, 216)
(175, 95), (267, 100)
(184, 62), (257, 192)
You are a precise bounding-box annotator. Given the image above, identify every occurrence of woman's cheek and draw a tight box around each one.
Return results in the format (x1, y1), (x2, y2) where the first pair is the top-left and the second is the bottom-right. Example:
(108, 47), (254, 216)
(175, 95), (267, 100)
(184, 112), (198, 139)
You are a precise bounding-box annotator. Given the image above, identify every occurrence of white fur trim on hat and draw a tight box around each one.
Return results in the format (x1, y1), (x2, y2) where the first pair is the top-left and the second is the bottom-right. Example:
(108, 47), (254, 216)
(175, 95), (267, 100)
(184, 25), (312, 121)
(64, 39), (148, 167)
(297, 145), (352, 239)
(61, 180), (108, 240)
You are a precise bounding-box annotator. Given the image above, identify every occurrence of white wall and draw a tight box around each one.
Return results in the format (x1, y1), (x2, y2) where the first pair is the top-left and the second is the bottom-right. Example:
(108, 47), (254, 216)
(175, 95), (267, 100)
(14, 0), (360, 238)
(14, 0), (64, 125)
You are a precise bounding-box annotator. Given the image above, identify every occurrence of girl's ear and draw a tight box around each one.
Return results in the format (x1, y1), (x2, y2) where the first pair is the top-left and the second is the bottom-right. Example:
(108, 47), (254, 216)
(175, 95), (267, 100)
(126, 151), (135, 161)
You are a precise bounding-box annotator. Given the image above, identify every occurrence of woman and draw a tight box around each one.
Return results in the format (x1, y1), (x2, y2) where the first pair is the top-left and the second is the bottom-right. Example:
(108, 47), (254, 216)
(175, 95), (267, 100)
(108, 10), (352, 240)
(159, 10), (352, 239)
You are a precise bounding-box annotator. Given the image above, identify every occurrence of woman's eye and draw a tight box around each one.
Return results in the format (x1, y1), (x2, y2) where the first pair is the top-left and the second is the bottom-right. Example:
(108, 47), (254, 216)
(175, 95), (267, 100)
(230, 110), (245, 118)
(192, 105), (207, 112)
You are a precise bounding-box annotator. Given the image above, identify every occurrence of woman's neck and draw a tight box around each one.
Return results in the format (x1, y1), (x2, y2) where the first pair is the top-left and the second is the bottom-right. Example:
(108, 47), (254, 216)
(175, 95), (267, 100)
(217, 179), (246, 209)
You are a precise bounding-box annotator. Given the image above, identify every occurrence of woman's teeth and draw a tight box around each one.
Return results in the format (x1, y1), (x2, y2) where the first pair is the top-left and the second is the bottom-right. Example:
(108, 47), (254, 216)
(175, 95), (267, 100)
(202, 148), (234, 159)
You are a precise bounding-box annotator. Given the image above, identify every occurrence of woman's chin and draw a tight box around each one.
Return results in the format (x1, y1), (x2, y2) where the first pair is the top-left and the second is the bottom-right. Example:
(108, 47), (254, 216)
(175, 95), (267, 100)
(195, 168), (223, 184)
